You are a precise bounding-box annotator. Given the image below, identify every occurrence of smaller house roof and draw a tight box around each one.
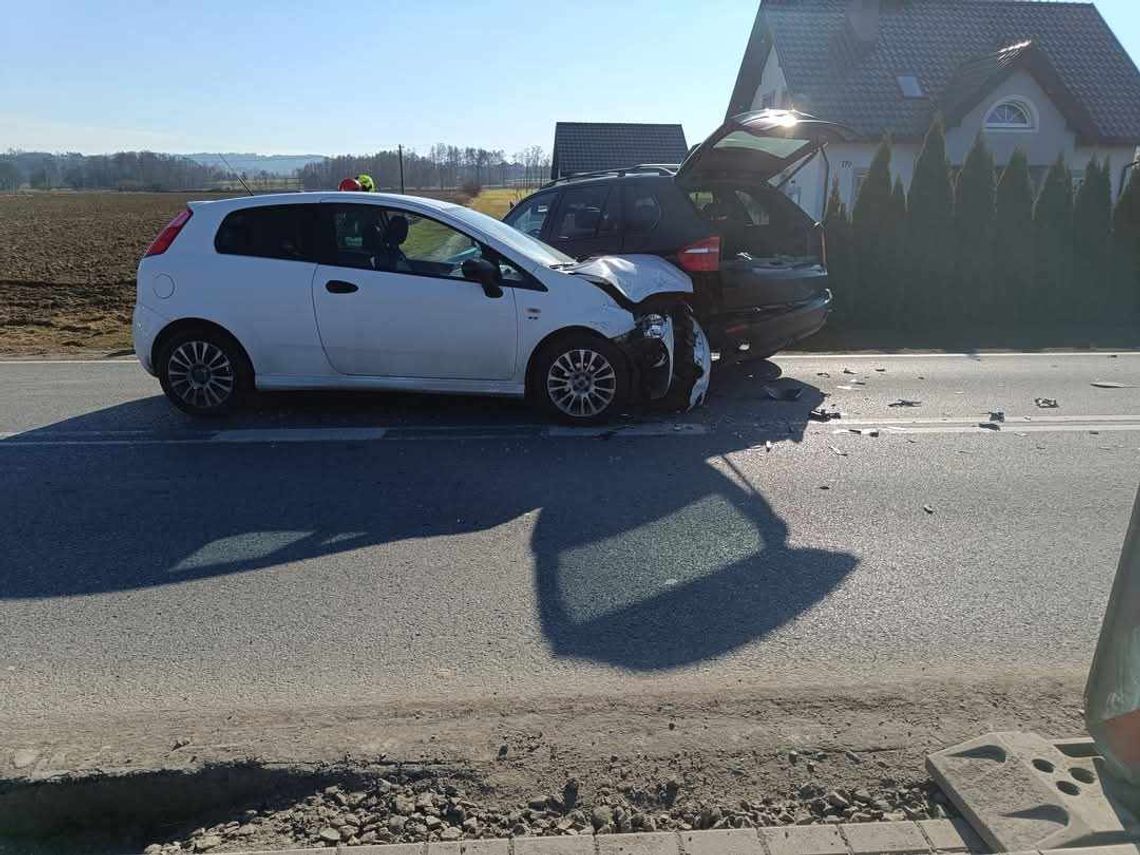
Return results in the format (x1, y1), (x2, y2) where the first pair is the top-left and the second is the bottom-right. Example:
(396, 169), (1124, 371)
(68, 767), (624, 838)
(551, 123), (688, 178)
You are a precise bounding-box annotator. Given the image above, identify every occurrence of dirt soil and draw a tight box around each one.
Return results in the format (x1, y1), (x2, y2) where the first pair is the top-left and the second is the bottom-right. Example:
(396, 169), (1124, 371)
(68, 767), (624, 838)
(0, 192), (237, 355)
(1, 674), (1087, 852)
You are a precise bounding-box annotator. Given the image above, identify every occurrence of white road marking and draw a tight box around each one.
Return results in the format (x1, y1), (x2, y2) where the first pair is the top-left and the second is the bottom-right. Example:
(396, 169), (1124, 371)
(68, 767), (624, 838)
(776, 351), (1140, 360)
(211, 428), (388, 443)
(0, 359), (138, 365)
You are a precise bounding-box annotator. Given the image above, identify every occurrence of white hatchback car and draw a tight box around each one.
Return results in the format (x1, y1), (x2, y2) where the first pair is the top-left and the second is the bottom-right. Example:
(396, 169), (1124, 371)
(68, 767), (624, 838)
(134, 192), (710, 423)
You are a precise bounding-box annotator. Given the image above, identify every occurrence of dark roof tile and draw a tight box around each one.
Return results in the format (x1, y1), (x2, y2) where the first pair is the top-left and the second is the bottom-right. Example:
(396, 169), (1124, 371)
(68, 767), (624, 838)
(552, 123), (688, 178)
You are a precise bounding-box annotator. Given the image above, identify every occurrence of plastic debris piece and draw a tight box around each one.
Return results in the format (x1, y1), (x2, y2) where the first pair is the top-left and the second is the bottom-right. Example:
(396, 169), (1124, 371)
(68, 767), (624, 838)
(810, 406), (841, 422)
(874, 368), (886, 372)
(765, 440), (773, 452)
(923, 504), (934, 514)
(1035, 397), (1059, 408)
(978, 422), (1001, 431)
(765, 385), (804, 402)
(849, 428), (879, 437)
(817, 372), (831, 378)
(852, 380), (867, 386)
(906, 438), (918, 443)
(1092, 381), (1134, 389)
(889, 399), (922, 408)
(842, 368), (856, 374)
(819, 485), (830, 490)
(828, 445), (849, 457)
(988, 411), (1005, 422)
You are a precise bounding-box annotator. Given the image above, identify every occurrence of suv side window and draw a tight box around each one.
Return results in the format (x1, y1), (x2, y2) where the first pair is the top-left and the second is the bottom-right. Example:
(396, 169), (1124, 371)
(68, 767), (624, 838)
(624, 187), (661, 236)
(508, 192), (555, 238)
(553, 185), (619, 240)
(215, 204), (318, 261)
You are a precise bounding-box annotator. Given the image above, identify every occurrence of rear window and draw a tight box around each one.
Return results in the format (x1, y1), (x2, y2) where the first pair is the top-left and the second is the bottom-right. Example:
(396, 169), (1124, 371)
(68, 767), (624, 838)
(214, 204), (318, 262)
(688, 187), (771, 226)
(553, 185), (620, 240)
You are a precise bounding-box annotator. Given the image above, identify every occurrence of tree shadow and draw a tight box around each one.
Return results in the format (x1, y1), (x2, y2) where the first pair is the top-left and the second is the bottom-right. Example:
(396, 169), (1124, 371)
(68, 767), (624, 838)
(2, 365), (857, 671)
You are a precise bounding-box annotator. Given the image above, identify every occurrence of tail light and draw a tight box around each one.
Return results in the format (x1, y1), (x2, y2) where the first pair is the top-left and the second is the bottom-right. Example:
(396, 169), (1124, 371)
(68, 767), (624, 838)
(677, 235), (720, 273)
(144, 209), (192, 257)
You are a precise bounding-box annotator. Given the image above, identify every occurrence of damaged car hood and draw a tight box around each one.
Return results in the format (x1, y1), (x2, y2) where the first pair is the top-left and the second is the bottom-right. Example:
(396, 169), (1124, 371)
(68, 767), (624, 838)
(568, 254), (693, 305)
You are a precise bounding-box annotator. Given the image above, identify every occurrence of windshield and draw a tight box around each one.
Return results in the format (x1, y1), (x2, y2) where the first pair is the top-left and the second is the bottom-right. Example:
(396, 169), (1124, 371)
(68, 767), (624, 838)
(446, 203), (574, 266)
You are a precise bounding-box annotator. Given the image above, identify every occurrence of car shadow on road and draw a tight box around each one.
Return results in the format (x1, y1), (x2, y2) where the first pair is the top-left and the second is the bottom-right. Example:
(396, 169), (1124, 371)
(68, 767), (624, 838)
(1, 364), (857, 671)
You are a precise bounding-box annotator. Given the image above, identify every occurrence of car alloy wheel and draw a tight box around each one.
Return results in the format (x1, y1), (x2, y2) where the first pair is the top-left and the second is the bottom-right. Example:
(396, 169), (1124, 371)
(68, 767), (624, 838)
(546, 348), (618, 419)
(166, 340), (236, 410)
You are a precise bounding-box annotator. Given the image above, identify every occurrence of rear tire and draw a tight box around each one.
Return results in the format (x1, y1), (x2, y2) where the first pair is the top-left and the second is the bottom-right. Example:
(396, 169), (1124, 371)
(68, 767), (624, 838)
(532, 332), (630, 424)
(157, 327), (252, 417)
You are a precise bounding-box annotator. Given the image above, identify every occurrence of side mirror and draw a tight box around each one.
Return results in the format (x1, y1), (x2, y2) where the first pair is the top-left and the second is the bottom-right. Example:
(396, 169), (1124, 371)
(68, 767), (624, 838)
(461, 257), (504, 298)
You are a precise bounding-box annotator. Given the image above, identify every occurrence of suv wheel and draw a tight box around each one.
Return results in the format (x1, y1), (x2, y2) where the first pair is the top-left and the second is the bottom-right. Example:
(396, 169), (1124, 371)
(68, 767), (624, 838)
(533, 334), (629, 424)
(157, 328), (251, 416)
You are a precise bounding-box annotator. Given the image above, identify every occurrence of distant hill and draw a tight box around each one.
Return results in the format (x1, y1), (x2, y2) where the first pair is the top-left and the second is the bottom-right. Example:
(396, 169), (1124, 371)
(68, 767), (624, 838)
(185, 152), (327, 176)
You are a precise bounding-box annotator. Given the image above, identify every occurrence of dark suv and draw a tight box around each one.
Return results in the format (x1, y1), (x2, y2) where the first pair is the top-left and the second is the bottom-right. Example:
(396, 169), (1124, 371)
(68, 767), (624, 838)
(503, 110), (852, 359)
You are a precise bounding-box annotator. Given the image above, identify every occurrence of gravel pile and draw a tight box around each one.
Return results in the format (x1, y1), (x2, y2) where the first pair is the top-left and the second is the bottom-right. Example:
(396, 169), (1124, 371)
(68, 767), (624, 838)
(144, 767), (954, 853)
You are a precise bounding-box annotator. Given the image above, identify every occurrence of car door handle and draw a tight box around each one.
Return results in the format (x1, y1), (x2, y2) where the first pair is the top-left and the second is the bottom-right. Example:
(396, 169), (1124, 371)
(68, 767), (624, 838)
(326, 280), (358, 294)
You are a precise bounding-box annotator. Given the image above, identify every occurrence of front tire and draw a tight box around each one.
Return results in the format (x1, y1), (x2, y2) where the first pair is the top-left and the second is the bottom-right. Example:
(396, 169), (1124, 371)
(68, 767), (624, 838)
(532, 333), (630, 424)
(157, 328), (251, 417)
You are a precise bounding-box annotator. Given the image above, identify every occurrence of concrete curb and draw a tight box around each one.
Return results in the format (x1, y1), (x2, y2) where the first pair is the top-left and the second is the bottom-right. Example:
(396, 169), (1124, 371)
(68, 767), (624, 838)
(152, 819), (1004, 855)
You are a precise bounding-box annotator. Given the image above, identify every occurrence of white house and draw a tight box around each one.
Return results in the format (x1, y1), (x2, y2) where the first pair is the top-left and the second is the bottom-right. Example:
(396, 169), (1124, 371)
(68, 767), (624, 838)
(726, 0), (1140, 219)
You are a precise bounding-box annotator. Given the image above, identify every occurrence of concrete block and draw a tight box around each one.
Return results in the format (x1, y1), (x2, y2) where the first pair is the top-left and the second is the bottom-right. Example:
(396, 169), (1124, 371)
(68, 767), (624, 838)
(917, 819), (985, 853)
(759, 824), (847, 855)
(514, 835), (597, 855)
(927, 731), (1140, 853)
(599, 832), (682, 855)
(460, 840), (512, 855)
(344, 845), (427, 855)
(427, 843), (461, 855)
(841, 821), (929, 854)
(681, 828), (763, 855)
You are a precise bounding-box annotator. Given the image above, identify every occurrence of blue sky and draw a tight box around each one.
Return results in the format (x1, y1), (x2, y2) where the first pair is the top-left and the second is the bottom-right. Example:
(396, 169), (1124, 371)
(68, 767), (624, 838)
(2, 0), (1138, 158)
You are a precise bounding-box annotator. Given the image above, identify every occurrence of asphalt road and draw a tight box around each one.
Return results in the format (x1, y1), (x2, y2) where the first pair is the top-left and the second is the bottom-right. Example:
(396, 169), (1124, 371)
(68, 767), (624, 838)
(2, 352), (1138, 720)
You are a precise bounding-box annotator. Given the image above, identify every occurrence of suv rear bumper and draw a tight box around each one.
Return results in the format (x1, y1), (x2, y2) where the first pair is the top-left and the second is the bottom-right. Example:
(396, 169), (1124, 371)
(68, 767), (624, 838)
(705, 289), (831, 356)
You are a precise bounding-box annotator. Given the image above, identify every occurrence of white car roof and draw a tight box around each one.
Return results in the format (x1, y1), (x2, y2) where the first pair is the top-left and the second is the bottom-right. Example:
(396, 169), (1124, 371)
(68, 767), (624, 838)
(187, 191), (460, 214)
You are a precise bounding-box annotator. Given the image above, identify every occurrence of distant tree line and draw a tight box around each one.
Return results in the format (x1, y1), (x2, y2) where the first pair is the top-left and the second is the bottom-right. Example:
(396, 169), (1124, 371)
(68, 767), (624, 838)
(823, 119), (1140, 335)
(299, 144), (551, 192)
(0, 144), (553, 194)
(0, 150), (229, 192)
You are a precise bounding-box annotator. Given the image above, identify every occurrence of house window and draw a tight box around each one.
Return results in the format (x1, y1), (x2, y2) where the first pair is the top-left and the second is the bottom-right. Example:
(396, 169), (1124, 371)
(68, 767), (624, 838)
(985, 99), (1036, 131)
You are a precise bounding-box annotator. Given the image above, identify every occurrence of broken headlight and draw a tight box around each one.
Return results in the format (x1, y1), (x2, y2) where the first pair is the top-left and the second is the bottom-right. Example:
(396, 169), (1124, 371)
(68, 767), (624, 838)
(636, 313), (669, 340)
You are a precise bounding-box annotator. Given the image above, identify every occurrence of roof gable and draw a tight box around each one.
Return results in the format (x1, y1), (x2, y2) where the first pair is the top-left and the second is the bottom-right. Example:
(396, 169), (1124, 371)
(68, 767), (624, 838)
(551, 123), (688, 178)
(729, 0), (1140, 145)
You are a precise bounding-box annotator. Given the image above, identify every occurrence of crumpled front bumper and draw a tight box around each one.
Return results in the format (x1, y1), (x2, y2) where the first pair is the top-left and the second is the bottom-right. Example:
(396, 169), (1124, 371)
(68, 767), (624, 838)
(616, 313), (676, 402)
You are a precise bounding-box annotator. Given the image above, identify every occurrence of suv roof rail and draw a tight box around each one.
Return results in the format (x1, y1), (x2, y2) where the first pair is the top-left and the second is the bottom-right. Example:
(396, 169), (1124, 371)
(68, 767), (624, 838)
(541, 163), (678, 189)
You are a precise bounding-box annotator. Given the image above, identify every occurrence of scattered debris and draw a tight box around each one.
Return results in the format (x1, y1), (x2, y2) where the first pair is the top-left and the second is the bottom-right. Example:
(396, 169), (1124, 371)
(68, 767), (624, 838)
(906, 438), (918, 444)
(978, 422), (1001, 431)
(917, 375), (925, 380)
(923, 505), (934, 515)
(1090, 430), (1100, 435)
(852, 380), (867, 386)
(765, 385), (804, 402)
(1015, 432), (1028, 437)
(817, 372), (831, 378)
(988, 411), (1005, 422)
(819, 485), (831, 490)
(1034, 398), (1059, 408)
(828, 445), (849, 457)
(842, 368), (856, 374)
(765, 440), (773, 452)
(888, 399), (922, 408)
(874, 368), (886, 373)
(171, 737), (192, 751)
(848, 428), (880, 437)
(1091, 381), (1134, 389)
(809, 406), (842, 422)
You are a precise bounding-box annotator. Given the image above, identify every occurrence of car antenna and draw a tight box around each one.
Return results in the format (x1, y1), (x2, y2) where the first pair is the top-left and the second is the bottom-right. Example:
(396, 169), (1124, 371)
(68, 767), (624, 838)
(217, 152), (254, 196)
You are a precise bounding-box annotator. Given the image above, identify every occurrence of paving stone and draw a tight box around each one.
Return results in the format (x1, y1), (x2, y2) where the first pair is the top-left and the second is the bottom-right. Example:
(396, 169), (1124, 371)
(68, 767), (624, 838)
(917, 819), (986, 853)
(459, 841), (511, 855)
(681, 828), (763, 855)
(760, 824), (847, 855)
(599, 831), (681, 855)
(514, 835), (597, 855)
(842, 821), (929, 854)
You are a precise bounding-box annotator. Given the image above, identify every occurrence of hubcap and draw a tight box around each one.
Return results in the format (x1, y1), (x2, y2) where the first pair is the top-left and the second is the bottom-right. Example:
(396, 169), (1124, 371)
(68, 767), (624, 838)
(547, 348), (617, 418)
(167, 340), (234, 409)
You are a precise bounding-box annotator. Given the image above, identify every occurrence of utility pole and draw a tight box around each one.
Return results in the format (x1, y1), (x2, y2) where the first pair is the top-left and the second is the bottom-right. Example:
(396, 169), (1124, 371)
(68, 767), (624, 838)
(398, 144), (405, 194)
